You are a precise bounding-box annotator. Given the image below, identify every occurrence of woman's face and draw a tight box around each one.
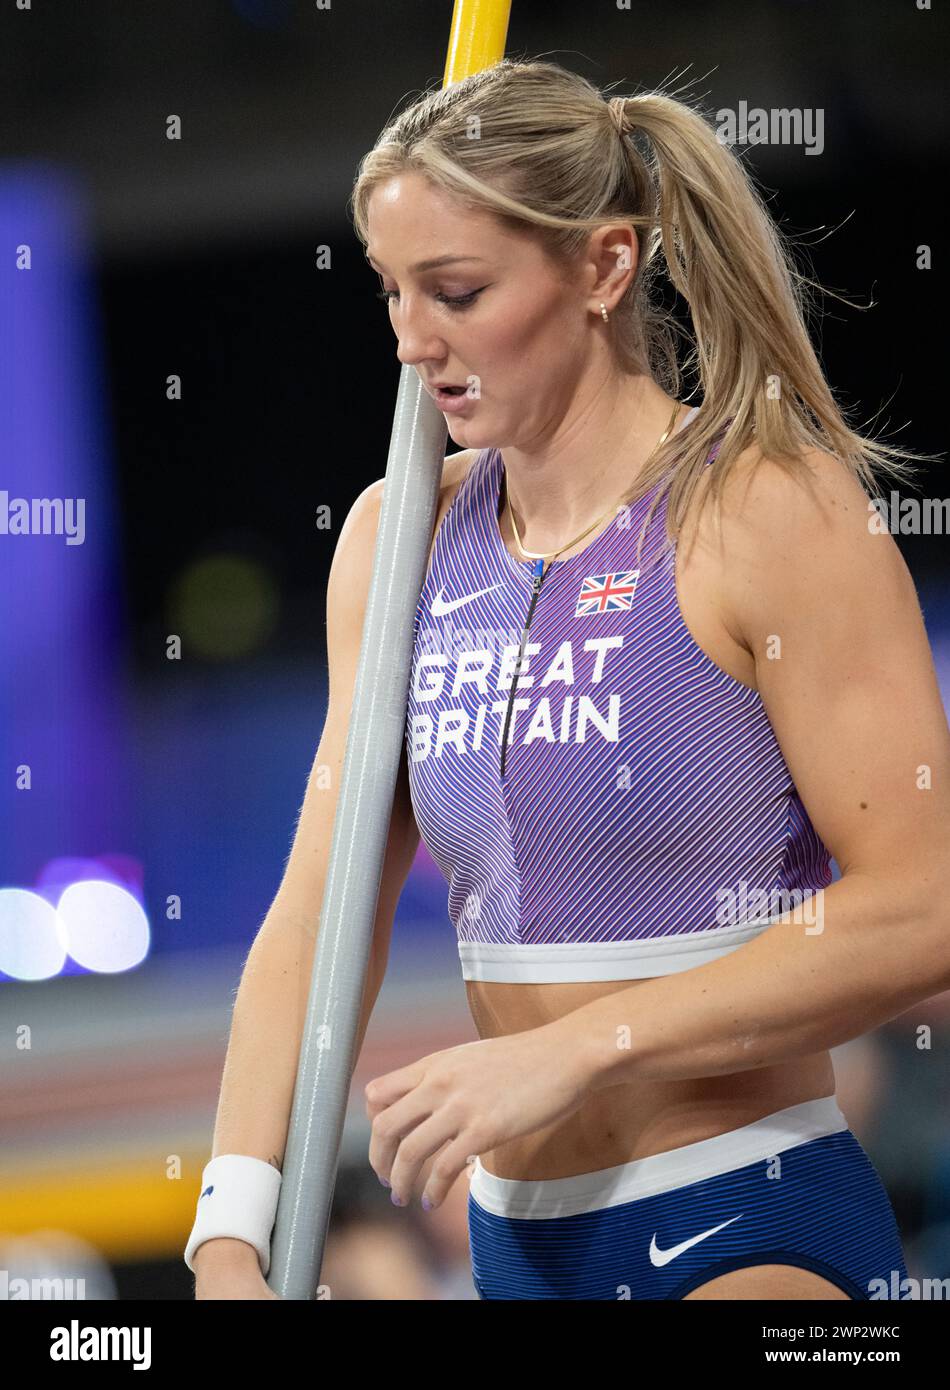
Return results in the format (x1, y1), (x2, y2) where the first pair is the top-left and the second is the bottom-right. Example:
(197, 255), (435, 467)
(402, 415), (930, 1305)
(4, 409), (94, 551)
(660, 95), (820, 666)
(365, 171), (596, 451)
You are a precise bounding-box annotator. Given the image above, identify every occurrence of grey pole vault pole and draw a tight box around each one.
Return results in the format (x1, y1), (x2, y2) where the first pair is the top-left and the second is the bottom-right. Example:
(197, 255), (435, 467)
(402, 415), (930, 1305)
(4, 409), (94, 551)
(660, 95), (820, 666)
(266, 0), (513, 1302)
(268, 370), (445, 1300)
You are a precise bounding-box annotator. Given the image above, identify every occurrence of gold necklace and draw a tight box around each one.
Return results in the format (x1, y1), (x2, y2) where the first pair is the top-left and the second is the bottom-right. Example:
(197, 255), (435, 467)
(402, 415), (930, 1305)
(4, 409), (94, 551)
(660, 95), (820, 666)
(504, 400), (683, 562)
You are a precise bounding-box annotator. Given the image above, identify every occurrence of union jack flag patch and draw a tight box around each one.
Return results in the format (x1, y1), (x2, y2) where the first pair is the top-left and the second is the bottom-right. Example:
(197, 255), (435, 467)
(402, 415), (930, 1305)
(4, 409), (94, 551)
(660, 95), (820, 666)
(575, 570), (640, 616)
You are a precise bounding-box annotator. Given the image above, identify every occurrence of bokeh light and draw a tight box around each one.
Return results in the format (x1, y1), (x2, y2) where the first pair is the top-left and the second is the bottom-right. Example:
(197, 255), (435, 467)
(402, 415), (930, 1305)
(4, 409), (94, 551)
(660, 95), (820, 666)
(167, 551), (280, 661)
(56, 880), (150, 974)
(0, 889), (68, 981)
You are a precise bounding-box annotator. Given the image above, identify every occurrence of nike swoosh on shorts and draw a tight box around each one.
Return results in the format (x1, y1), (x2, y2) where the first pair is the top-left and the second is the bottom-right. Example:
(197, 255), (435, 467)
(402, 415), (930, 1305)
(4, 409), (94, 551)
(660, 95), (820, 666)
(649, 1214), (743, 1267)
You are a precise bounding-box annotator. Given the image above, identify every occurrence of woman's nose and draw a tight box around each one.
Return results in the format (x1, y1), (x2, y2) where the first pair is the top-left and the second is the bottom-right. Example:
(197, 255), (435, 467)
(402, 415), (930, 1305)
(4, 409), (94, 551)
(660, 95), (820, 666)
(397, 332), (446, 369)
(393, 303), (446, 369)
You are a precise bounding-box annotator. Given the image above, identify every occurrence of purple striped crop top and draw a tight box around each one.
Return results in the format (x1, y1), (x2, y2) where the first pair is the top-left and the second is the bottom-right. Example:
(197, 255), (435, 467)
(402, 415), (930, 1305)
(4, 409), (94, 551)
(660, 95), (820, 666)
(405, 406), (832, 983)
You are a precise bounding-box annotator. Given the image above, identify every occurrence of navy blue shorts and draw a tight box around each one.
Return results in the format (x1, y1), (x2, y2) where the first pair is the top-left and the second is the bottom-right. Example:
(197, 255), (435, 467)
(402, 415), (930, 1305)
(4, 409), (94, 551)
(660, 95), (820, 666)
(468, 1097), (907, 1300)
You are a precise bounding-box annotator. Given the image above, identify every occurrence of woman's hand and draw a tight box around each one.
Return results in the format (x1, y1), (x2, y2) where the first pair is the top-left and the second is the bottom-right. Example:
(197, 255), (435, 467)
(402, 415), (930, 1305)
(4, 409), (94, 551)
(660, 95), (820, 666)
(364, 1023), (591, 1210)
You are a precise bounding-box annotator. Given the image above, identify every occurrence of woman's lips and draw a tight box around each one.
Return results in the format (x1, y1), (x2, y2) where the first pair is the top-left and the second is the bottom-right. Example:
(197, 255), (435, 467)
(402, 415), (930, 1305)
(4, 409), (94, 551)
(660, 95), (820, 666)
(432, 385), (474, 413)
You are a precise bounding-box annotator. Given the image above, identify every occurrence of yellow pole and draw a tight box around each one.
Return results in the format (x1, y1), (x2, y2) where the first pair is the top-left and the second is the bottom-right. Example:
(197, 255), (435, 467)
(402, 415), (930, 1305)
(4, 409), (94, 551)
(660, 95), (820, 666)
(443, 0), (512, 88)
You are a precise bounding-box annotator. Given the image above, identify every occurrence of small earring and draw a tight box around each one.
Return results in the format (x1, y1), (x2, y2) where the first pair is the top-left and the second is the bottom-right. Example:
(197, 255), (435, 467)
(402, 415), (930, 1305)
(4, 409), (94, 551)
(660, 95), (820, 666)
(600, 302), (609, 323)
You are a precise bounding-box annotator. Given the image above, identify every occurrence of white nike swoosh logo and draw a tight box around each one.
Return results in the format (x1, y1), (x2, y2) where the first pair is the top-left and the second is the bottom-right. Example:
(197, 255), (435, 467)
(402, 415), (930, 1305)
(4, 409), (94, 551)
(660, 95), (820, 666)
(649, 1214), (743, 1267)
(430, 583), (502, 617)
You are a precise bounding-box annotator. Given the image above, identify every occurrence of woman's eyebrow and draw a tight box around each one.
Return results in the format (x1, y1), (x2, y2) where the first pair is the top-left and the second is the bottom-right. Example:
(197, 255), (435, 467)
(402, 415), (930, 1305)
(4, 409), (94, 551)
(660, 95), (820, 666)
(366, 253), (488, 274)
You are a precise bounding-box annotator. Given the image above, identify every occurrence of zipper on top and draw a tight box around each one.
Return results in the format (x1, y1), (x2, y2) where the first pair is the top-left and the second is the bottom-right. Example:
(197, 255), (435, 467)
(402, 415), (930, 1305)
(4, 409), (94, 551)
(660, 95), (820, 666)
(500, 557), (549, 779)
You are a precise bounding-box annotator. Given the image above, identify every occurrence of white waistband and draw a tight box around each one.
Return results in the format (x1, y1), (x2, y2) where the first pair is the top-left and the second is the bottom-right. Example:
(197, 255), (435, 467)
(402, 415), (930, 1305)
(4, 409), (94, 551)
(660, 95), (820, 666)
(458, 919), (774, 983)
(469, 1096), (848, 1219)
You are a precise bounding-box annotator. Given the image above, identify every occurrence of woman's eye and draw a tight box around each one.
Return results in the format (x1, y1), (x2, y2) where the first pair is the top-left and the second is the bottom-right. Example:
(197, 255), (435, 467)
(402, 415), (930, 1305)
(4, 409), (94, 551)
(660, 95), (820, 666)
(374, 287), (485, 311)
(437, 288), (484, 309)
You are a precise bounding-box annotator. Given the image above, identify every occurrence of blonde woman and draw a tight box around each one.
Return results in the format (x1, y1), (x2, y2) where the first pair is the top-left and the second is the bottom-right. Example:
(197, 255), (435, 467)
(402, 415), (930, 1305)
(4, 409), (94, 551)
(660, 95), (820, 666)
(188, 60), (950, 1301)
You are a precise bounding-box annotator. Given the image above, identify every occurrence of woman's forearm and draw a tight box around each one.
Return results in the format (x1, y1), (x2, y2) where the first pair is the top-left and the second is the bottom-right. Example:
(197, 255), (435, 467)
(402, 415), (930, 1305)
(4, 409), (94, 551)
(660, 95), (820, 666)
(193, 913), (385, 1276)
(191, 909), (386, 1284)
(210, 910), (385, 1167)
(554, 869), (950, 1092)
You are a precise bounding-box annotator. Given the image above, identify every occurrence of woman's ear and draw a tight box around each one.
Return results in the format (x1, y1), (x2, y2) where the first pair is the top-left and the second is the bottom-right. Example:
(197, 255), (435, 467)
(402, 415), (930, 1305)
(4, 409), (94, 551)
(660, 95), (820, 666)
(585, 223), (638, 315)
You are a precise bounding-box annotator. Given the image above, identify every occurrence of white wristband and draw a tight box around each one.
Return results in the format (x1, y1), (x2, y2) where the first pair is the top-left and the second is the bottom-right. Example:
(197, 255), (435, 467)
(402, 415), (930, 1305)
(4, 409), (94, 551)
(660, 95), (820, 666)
(184, 1154), (282, 1278)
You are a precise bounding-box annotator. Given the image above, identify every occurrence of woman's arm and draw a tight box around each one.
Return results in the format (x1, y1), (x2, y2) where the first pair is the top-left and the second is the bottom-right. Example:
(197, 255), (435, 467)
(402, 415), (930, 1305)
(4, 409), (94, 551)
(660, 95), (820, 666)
(556, 445), (950, 1088)
(560, 868), (949, 1092)
(193, 476), (421, 1277)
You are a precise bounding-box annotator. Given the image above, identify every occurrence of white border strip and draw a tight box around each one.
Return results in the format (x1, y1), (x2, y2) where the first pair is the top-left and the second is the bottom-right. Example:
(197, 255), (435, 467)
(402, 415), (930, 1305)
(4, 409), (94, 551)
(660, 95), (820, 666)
(469, 1096), (849, 1219)
(458, 919), (774, 983)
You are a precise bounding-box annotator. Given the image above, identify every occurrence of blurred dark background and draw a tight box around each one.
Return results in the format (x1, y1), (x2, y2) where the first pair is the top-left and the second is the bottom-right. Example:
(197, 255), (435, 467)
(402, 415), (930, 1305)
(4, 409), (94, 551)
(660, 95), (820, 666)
(0, 0), (947, 1299)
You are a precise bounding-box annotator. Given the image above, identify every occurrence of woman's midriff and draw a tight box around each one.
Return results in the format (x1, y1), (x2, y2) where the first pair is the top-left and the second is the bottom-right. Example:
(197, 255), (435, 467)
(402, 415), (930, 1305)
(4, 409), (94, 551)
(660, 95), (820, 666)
(466, 976), (837, 1180)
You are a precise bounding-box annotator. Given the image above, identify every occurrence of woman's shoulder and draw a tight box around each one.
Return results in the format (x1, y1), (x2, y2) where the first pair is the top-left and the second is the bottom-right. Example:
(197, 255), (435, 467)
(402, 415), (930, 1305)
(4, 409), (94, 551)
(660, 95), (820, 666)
(427, 447), (485, 565)
(441, 447), (483, 503)
(343, 449), (482, 529)
(704, 439), (903, 649)
(713, 440), (872, 542)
